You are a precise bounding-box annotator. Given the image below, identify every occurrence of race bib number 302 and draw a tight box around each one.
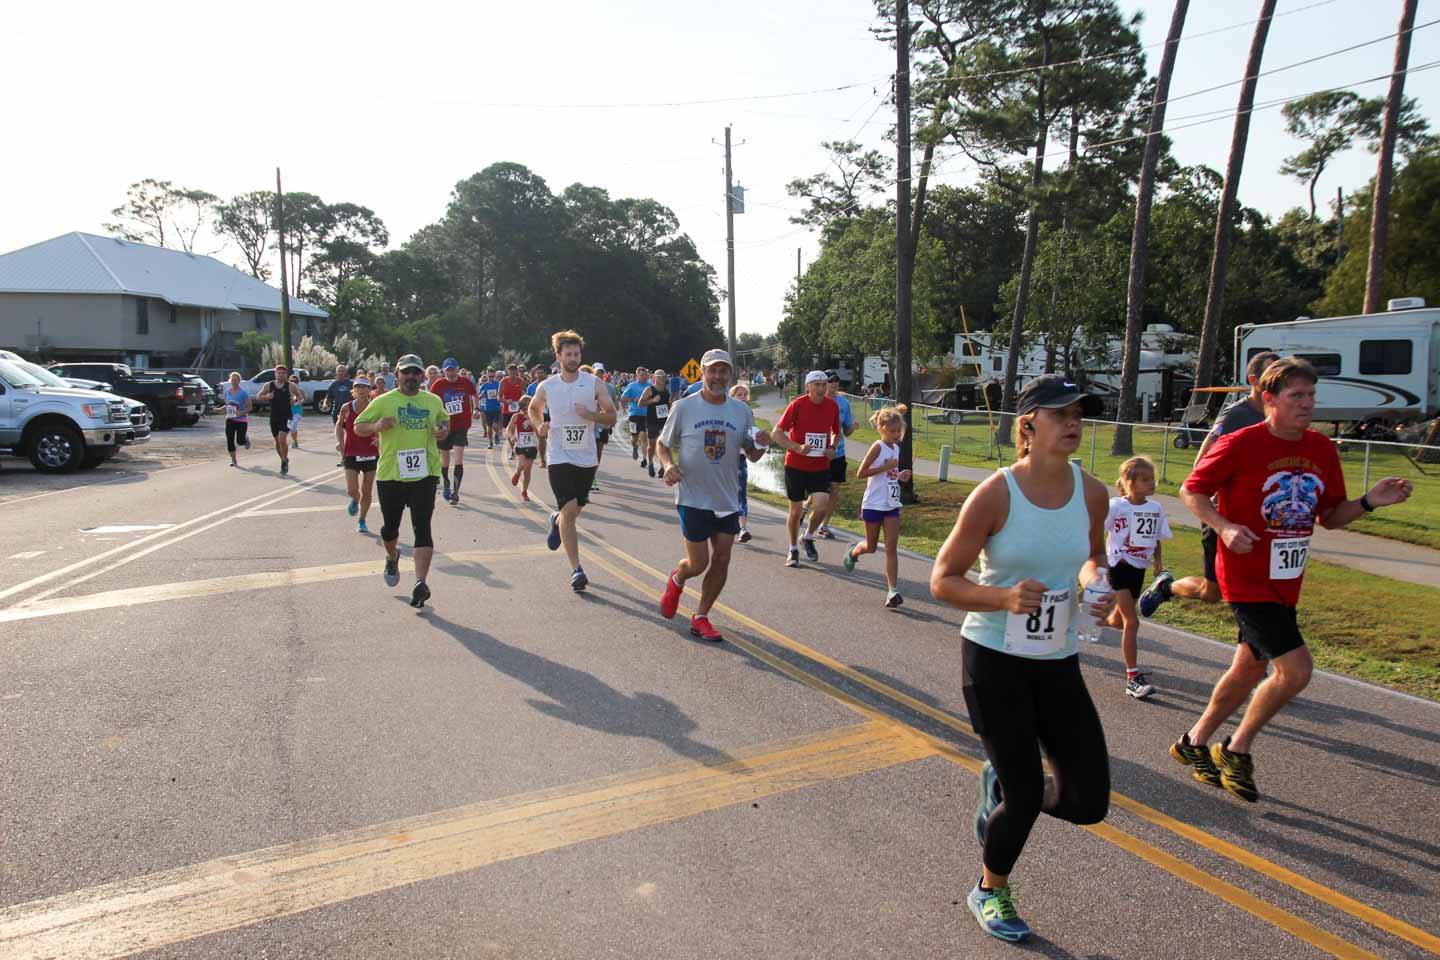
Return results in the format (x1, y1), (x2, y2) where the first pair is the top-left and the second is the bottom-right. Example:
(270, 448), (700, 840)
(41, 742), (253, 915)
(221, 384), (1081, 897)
(397, 447), (426, 480)
(1269, 536), (1310, 580)
(1003, 589), (1072, 656)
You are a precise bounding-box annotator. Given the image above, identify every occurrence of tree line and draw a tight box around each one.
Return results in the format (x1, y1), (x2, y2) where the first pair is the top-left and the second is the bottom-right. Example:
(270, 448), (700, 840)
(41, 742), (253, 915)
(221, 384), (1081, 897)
(778, 0), (1431, 453)
(105, 164), (724, 371)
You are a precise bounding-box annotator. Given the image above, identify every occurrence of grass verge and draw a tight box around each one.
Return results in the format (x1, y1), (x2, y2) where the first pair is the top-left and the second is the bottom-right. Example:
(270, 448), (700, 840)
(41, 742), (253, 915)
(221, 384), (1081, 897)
(747, 455), (1440, 701)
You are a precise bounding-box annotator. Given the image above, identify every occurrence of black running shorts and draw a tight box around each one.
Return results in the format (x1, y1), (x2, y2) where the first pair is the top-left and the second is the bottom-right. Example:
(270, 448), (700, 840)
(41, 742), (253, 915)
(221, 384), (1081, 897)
(1201, 525), (1219, 582)
(549, 463), (597, 509)
(828, 456), (848, 484)
(784, 466), (831, 502)
(343, 455), (378, 473)
(377, 476), (439, 548)
(1229, 602), (1305, 661)
(1109, 559), (1146, 597)
(438, 429), (468, 450)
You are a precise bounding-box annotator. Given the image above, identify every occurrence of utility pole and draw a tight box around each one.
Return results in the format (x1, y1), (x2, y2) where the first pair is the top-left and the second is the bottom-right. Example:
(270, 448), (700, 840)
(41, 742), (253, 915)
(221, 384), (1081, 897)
(796, 247), (801, 288)
(724, 125), (737, 360)
(894, 0), (916, 503)
(275, 167), (292, 371)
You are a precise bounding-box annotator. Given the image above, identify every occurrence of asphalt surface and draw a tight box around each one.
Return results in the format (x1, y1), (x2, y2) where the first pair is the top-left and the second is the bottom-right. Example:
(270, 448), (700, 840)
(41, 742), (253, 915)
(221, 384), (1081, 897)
(2, 422), (1438, 960)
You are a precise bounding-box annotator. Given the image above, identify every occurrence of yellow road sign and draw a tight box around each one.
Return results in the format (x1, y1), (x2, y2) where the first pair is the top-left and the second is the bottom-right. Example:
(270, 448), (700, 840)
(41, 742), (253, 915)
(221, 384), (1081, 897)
(680, 358), (702, 382)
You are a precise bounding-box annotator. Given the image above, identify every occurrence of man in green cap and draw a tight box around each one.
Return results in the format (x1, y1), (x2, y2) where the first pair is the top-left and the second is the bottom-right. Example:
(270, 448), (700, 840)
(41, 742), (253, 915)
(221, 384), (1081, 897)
(354, 353), (449, 608)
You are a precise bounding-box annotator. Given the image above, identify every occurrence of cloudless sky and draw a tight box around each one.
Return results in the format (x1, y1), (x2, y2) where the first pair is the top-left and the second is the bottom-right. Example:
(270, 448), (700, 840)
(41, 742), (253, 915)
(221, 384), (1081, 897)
(2, 0), (1435, 345)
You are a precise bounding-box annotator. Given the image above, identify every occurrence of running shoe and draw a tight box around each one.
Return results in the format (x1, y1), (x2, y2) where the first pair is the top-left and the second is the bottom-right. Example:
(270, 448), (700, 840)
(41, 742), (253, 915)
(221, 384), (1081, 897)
(815, 526), (835, 540)
(843, 546), (857, 572)
(243, 437), (252, 450)
(1169, 733), (1222, 788)
(632, 447), (638, 460)
(442, 483), (452, 502)
(280, 459), (289, 476)
(570, 567), (589, 592)
(521, 490), (531, 502)
(640, 458), (648, 468)
(449, 493), (460, 506)
(973, 760), (1003, 846)
(647, 463), (655, 478)
(660, 569), (684, 619)
(357, 519), (368, 534)
(966, 883), (1030, 943)
(1211, 737), (1259, 802)
(410, 580), (431, 609)
(689, 615), (723, 642)
(383, 557), (400, 587)
(738, 528), (752, 544)
(547, 512), (562, 551)
(802, 538), (819, 562)
(592, 480), (601, 491)
(885, 590), (903, 609)
(785, 548), (800, 568)
(1138, 571), (1174, 617)
(1126, 672), (1156, 700)
(511, 469), (521, 486)
(229, 461), (237, 468)
(347, 498), (359, 517)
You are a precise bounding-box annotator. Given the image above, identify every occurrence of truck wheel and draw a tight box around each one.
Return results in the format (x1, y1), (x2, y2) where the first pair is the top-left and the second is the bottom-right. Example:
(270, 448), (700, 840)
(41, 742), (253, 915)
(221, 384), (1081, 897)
(28, 424), (85, 473)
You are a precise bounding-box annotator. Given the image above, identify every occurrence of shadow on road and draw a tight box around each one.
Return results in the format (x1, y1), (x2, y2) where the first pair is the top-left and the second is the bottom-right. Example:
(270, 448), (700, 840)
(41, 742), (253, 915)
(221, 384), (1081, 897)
(425, 613), (733, 766)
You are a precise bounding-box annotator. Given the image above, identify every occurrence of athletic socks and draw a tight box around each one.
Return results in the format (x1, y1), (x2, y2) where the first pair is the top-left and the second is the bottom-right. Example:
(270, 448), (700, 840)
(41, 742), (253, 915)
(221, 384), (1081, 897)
(453, 465), (463, 490)
(1127, 668), (1140, 680)
(442, 467), (451, 486)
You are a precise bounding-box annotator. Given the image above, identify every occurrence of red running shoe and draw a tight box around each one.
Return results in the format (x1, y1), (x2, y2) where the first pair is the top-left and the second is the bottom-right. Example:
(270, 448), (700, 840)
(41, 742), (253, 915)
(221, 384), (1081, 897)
(511, 469), (521, 486)
(660, 569), (684, 619)
(521, 490), (531, 502)
(689, 615), (723, 642)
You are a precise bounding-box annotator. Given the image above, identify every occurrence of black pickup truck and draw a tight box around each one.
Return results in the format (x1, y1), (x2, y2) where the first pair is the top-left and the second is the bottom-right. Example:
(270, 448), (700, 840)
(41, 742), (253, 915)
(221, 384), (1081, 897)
(47, 363), (204, 429)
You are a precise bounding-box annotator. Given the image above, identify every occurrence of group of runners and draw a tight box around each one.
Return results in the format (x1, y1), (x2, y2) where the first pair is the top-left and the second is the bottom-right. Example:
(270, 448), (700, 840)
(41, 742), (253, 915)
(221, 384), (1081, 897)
(219, 333), (1414, 947)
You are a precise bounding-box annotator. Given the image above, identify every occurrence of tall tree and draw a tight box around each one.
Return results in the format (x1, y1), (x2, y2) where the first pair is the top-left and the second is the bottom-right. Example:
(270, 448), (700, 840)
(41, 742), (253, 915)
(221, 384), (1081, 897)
(214, 191), (275, 279)
(785, 140), (893, 231)
(105, 179), (217, 251)
(1364, 0), (1420, 314)
(1113, 0), (1187, 456)
(1193, 0), (1277, 401)
(1279, 91), (1426, 219)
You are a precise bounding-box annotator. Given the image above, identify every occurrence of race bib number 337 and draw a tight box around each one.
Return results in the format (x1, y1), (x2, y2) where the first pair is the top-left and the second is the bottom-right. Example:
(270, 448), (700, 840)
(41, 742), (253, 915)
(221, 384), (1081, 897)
(561, 424), (589, 449)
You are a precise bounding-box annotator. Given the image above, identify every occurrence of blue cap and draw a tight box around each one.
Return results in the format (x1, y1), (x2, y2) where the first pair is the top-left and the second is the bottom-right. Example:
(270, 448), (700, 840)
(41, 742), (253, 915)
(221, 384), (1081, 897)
(442, 357), (459, 369)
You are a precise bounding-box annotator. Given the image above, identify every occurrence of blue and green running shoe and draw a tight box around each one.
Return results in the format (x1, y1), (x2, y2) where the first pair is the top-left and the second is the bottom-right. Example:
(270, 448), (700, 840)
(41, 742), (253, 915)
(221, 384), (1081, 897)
(966, 883), (1030, 943)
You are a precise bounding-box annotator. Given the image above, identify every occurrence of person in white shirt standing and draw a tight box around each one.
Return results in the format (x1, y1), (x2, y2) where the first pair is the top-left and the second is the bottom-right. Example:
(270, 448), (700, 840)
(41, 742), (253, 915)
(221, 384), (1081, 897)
(1104, 456), (1173, 699)
(527, 329), (618, 592)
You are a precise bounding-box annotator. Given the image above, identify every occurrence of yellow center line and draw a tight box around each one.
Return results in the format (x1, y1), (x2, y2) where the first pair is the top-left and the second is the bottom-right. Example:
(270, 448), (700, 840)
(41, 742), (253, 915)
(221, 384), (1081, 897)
(0, 546), (551, 626)
(0, 722), (933, 960)
(483, 453), (1422, 960)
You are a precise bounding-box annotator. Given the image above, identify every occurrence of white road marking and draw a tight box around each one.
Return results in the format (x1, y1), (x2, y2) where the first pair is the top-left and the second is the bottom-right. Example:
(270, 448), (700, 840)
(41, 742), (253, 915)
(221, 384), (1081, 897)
(237, 505), (344, 518)
(79, 524), (175, 534)
(7, 551), (46, 560)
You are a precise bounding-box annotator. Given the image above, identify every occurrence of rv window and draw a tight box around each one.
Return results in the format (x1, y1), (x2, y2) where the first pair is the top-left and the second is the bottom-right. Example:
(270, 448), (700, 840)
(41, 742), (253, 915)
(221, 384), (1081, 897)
(992, 357), (1002, 372)
(1294, 353), (1341, 377)
(960, 340), (980, 357)
(1359, 339), (1412, 375)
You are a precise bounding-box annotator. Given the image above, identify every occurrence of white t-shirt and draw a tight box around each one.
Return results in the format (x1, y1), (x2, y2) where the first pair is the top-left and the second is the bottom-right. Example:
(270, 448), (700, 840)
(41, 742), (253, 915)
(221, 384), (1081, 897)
(860, 441), (904, 512)
(1105, 496), (1173, 569)
(541, 371), (600, 468)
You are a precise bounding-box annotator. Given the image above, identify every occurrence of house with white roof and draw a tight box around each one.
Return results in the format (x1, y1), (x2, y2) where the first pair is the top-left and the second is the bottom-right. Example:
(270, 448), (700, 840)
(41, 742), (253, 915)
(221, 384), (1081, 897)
(0, 232), (328, 370)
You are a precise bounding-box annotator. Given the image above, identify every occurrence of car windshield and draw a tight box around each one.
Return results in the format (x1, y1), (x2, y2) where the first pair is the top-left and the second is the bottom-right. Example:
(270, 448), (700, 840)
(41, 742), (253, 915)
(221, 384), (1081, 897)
(0, 359), (50, 388)
(17, 361), (74, 388)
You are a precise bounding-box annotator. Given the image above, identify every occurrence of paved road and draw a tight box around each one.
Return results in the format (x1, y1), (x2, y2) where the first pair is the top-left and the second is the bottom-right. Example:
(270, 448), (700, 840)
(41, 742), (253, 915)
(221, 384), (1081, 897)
(2, 432), (1437, 959)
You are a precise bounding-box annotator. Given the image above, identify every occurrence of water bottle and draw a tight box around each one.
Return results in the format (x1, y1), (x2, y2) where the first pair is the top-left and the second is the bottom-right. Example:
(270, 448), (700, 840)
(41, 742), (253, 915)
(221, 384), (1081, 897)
(1080, 569), (1111, 643)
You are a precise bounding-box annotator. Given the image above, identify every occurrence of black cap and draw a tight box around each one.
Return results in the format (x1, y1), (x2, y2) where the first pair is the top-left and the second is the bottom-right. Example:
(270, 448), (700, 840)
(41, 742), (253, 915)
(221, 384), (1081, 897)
(825, 369), (839, 382)
(1016, 374), (1102, 416)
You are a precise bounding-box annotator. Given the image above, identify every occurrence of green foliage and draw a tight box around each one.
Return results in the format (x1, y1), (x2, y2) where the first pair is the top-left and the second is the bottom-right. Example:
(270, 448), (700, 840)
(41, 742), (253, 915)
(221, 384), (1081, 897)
(784, 140), (893, 231)
(232, 330), (272, 370)
(1280, 92), (1430, 218)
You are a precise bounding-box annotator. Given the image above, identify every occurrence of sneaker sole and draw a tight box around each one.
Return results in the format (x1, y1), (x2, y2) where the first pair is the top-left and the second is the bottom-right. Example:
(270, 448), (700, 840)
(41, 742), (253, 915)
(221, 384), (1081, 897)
(1219, 776), (1259, 803)
(1127, 686), (1155, 700)
(1169, 743), (1222, 787)
(967, 901), (1029, 943)
(689, 628), (724, 642)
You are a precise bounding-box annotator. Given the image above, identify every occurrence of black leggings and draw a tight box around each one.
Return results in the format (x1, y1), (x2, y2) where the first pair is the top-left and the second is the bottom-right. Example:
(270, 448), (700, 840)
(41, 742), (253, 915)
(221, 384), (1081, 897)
(377, 477), (438, 548)
(225, 419), (249, 453)
(961, 639), (1110, 876)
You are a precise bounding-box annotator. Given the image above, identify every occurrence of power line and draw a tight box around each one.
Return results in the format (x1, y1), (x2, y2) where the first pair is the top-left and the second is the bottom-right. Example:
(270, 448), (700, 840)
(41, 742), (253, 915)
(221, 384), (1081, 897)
(428, 78), (890, 111)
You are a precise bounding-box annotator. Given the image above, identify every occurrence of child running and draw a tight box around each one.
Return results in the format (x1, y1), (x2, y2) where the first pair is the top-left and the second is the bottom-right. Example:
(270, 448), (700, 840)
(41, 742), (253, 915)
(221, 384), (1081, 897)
(506, 396), (540, 502)
(843, 404), (913, 608)
(730, 383), (754, 543)
(1104, 456), (1173, 700)
(288, 375), (304, 447)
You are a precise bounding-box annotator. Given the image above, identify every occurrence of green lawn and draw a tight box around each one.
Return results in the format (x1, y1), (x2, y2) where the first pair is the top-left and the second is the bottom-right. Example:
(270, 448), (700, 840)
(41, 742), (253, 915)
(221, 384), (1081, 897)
(832, 396), (1440, 550)
(747, 456), (1440, 701)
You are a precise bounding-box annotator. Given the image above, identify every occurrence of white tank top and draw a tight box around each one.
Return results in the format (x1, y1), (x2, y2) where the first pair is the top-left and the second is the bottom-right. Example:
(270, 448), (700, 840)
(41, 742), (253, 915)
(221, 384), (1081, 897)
(861, 441), (903, 512)
(543, 371), (599, 467)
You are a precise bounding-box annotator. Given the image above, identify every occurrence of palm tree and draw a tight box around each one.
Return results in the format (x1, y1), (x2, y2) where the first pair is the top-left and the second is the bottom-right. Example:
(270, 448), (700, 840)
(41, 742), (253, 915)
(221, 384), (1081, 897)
(1193, 0), (1277, 405)
(1112, 0), (1189, 456)
(1364, 0), (1419, 313)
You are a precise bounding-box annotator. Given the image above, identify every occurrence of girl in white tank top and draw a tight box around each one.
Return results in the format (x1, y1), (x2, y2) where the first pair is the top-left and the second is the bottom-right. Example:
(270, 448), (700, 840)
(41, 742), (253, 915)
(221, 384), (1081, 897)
(843, 404), (912, 607)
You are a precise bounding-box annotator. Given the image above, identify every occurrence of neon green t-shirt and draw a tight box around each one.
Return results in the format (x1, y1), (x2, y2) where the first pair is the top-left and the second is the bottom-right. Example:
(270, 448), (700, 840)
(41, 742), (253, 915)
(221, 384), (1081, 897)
(354, 388), (446, 482)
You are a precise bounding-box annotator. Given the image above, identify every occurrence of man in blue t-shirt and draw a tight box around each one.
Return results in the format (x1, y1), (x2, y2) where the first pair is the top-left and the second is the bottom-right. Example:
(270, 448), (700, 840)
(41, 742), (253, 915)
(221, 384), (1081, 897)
(669, 373), (685, 399)
(477, 371), (502, 449)
(620, 367), (649, 461)
(811, 370), (856, 540)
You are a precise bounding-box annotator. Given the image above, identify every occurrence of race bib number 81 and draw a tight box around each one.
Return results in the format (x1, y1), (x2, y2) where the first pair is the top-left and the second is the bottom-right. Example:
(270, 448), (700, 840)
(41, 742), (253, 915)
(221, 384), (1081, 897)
(397, 447), (426, 480)
(1004, 589), (1072, 656)
(1269, 536), (1309, 580)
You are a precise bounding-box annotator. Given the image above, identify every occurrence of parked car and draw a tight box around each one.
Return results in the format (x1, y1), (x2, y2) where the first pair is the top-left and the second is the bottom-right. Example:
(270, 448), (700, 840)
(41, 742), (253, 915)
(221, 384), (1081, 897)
(162, 372), (219, 413)
(46, 362), (203, 428)
(0, 353), (150, 472)
(233, 368), (336, 412)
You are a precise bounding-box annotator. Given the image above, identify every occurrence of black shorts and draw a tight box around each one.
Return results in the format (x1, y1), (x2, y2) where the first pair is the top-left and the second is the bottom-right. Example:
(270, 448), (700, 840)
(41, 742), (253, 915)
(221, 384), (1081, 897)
(1229, 602), (1305, 661)
(828, 456), (848, 484)
(269, 413), (290, 437)
(596, 428), (612, 445)
(376, 476), (439, 549)
(678, 505), (742, 542)
(646, 418), (667, 439)
(628, 415), (646, 434)
(549, 463), (598, 509)
(1201, 526), (1219, 582)
(1109, 559), (1146, 597)
(343, 455), (378, 473)
(484, 410), (501, 426)
(784, 466), (831, 502)
(516, 446), (538, 461)
(501, 411), (516, 429)
(438, 429), (468, 450)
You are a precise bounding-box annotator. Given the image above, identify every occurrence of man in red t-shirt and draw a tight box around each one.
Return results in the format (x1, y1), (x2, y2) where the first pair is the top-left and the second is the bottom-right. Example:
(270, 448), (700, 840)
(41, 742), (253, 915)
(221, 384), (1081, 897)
(772, 370), (842, 567)
(499, 364), (527, 459)
(431, 358), (478, 505)
(1171, 358), (1412, 803)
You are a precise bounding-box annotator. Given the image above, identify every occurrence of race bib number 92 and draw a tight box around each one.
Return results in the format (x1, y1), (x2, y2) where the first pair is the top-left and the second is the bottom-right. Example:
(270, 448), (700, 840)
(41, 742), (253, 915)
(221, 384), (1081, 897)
(397, 447), (426, 480)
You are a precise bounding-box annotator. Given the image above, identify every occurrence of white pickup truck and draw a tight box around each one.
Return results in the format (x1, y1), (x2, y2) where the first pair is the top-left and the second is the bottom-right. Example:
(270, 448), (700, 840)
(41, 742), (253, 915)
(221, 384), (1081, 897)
(233, 368), (336, 412)
(0, 351), (151, 472)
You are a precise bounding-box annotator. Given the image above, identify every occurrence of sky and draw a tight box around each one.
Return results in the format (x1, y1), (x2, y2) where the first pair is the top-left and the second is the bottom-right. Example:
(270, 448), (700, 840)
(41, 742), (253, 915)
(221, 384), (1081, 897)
(2, 0), (1436, 341)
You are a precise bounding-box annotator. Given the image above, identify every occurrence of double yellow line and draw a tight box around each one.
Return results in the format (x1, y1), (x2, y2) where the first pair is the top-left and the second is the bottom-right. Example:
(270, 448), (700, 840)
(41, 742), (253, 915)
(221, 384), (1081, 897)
(483, 453), (1438, 960)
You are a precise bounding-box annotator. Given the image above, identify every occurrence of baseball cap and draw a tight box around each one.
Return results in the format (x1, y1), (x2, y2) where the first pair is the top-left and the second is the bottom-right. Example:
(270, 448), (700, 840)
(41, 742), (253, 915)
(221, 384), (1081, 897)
(352, 377), (372, 388)
(442, 357), (459, 370)
(593, 362), (606, 372)
(1016, 374), (1102, 416)
(396, 354), (425, 372)
(805, 370), (828, 385)
(701, 348), (732, 369)
(825, 369), (840, 382)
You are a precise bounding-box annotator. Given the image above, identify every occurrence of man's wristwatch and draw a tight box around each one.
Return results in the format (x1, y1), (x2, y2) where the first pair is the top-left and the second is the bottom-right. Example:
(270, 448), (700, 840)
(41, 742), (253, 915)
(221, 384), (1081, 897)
(1361, 494), (1375, 512)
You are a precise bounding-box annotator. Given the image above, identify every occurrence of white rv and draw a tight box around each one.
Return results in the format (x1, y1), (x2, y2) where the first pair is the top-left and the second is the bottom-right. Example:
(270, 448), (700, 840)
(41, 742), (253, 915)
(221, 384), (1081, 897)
(1233, 299), (1440, 425)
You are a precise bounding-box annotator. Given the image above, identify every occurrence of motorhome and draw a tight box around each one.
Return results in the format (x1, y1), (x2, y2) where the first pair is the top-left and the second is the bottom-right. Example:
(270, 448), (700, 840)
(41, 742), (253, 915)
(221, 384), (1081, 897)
(1233, 299), (1440, 427)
